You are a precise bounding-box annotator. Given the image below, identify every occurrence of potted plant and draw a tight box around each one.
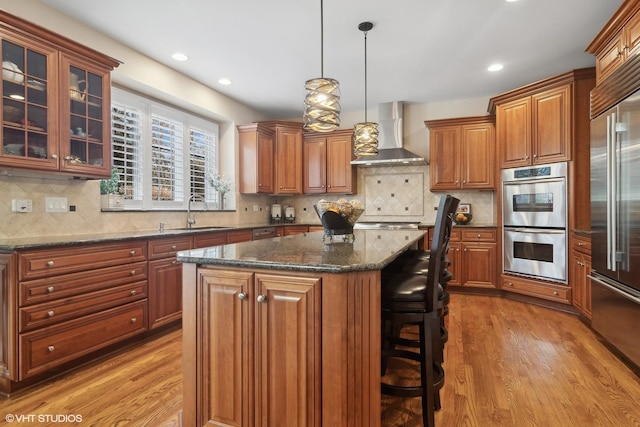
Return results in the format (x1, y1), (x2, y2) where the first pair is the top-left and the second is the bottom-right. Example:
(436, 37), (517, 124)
(100, 167), (125, 210)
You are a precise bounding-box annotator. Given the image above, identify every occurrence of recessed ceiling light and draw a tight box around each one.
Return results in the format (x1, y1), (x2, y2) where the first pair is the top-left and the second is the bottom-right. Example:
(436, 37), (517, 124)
(505, 0), (519, 2)
(171, 52), (188, 61)
(218, 78), (232, 85)
(488, 64), (504, 72)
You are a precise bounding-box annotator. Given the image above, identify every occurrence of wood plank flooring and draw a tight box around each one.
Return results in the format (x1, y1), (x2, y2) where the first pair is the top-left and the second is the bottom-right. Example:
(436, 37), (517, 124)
(1, 294), (640, 426)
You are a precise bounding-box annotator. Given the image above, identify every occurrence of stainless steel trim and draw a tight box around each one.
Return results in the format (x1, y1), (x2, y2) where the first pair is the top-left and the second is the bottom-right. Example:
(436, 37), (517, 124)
(588, 274), (640, 303)
(353, 222), (420, 230)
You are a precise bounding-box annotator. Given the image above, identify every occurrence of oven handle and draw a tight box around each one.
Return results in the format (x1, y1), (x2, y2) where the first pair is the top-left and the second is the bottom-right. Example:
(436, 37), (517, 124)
(502, 177), (566, 186)
(588, 274), (640, 303)
(503, 227), (565, 234)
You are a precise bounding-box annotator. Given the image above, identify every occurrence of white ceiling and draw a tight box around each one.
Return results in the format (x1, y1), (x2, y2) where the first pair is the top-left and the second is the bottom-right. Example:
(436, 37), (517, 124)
(41, 0), (622, 119)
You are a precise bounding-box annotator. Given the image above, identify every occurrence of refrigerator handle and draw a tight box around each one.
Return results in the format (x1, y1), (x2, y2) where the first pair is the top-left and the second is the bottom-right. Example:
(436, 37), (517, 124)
(607, 113), (618, 271)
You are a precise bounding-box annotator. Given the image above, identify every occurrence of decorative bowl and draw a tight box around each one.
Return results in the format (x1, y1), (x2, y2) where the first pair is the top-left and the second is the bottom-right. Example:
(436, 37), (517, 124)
(453, 212), (472, 225)
(314, 199), (364, 240)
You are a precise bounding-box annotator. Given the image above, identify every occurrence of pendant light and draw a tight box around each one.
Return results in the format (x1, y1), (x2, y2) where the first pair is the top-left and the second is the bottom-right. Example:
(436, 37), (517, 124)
(303, 0), (340, 132)
(353, 21), (379, 157)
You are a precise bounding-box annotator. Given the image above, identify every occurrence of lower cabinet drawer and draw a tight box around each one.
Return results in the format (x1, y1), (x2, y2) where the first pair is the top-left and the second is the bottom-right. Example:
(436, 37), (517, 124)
(19, 281), (147, 332)
(19, 300), (148, 379)
(20, 261), (147, 306)
(500, 274), (571, 304)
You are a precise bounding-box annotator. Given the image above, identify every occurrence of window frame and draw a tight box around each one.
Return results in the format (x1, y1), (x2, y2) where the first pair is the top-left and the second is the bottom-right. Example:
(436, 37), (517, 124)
(110, 87), (220, 211)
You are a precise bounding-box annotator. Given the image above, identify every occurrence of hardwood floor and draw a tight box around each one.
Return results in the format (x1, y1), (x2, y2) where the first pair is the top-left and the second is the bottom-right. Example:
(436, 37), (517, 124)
(2, 294), (639, 426)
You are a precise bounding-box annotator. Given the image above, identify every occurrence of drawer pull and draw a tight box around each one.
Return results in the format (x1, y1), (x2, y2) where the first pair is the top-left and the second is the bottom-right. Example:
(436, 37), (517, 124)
(553, 291), (559, 296)
(171, 245), (177, 250)
(47, 286), (54, 293)
(130, 270), (136, 275)
(172, 260), (177, 265)
(47, 310), (54, 317)
(507, 282), (513, 287)
(47, 260), (54, 267)
(578, 242), (584, 246)
(131, 317), (137, 323)
(130, 290), (137, 296)
(130, 250), (136, 256)
(238, 292), (248, 300)
(48, 345), (55, 352)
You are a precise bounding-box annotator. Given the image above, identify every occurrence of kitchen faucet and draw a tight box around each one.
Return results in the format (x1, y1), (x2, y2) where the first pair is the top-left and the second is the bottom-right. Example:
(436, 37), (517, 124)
(187, 194), (208, 229)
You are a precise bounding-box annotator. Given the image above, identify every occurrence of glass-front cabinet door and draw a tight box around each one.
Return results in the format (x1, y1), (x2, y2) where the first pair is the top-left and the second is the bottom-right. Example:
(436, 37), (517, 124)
(1, 36), (58, 171)
(60, 53), (111, 177)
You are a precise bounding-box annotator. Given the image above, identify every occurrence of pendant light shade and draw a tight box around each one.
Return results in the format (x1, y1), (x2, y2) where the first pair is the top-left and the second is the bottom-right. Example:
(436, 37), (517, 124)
(303, 0), (340, 132)
(353, 21), (378, 157)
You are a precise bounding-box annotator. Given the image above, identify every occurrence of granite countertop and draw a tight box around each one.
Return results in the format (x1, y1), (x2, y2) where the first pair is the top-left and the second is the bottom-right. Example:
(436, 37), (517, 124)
(0, 226), (241, 251)
(177, 229), (427, 273)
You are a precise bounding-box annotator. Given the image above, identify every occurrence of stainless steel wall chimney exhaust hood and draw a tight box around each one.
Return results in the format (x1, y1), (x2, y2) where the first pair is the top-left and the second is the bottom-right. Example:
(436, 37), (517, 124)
(351, 101), (426, 166)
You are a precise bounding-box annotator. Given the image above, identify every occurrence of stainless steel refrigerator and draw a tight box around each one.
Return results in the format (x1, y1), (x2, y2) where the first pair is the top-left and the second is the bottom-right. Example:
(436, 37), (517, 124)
(590, 88), (640, 368)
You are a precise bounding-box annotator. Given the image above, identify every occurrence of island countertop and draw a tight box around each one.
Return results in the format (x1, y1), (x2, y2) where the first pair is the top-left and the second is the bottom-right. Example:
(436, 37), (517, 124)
(176, 229), (426, 273)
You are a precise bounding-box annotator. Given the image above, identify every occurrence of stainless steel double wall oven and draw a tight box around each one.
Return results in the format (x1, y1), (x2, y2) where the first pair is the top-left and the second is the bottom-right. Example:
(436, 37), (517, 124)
(502, 162), (568, 283)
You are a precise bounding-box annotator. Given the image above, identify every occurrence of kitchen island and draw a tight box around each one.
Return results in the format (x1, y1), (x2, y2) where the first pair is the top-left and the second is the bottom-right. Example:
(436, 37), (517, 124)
(177, 228), (426, 427)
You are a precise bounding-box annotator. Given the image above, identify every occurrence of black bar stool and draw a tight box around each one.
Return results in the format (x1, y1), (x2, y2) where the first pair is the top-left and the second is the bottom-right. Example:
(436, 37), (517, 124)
(381, 195), (459, 427)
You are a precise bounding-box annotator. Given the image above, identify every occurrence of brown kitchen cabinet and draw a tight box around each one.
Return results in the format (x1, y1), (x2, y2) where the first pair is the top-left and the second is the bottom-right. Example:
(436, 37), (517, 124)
(489, 69), (595, 170)
(425, 116), (495, 190)
(447, 228), (497, 288)
(587, 2), (640, 85)
(148, 236), (192, 329)
(283, 225), (309, 236)
(570, 232), (592, 319)
(500, 274), (571, 305)
(6, 240), (148, 385)
(273, 122), (303, 194)
(195, 268), (321, 426)
(0, 11), (119, 178)
(226, 229), (253, 243)
(430, 227), (497, 288)
(238, 123), (274, 194)
(303, 129), (356, 194)
(193, 231), (227, 248)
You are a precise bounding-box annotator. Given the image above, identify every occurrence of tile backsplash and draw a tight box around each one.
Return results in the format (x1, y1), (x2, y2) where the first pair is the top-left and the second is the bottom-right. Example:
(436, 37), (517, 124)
(0, 164), (496, 239)
(283, 164), (496, 226)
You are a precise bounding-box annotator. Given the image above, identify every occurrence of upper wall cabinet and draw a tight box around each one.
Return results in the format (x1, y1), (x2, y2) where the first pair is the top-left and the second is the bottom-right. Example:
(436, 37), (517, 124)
(425, 116), (495, 191)
(488, 68), (595, 170)
(587, 0), (640, 85)
(0, 11), (120, 178)
(303, 129), (356, 194)
(238, 121), (303, 195)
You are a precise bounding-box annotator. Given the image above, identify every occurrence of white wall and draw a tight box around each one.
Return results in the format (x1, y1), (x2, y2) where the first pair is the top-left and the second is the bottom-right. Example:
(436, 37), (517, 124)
(0, 1), (496, 238)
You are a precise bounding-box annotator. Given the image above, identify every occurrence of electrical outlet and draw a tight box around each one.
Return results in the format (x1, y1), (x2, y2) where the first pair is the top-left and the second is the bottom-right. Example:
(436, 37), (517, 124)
(45, 197), (67, 213)
(253, 205), (260, 212)
(12, 199), (32, 212)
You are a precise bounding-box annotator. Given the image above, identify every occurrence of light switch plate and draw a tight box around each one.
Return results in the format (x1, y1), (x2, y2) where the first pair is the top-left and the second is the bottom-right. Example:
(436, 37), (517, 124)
(12, 199), (32, 212)
(45, 197), (67, 213)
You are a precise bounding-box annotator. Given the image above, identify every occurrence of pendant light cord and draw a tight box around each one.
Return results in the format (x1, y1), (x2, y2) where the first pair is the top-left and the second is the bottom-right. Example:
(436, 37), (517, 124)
(363, 28), (368, 122)
(320, 0), (324, 78)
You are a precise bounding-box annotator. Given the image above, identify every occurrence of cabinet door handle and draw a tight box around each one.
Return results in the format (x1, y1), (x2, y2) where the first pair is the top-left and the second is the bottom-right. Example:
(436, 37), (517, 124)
(64, 155), (73, 161)
(48, 345), (55, 352)
(238, 292), (248, 300)
(47, 286), (54, 293)
(51, 154), (58, 159)
(257, 294), (267, 303)
(47, 310), (54, 317)
(47, 260), (54, 267)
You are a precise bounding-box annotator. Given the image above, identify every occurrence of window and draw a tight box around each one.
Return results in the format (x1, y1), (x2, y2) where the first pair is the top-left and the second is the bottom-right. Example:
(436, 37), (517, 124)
(110, 87), (220, 210)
